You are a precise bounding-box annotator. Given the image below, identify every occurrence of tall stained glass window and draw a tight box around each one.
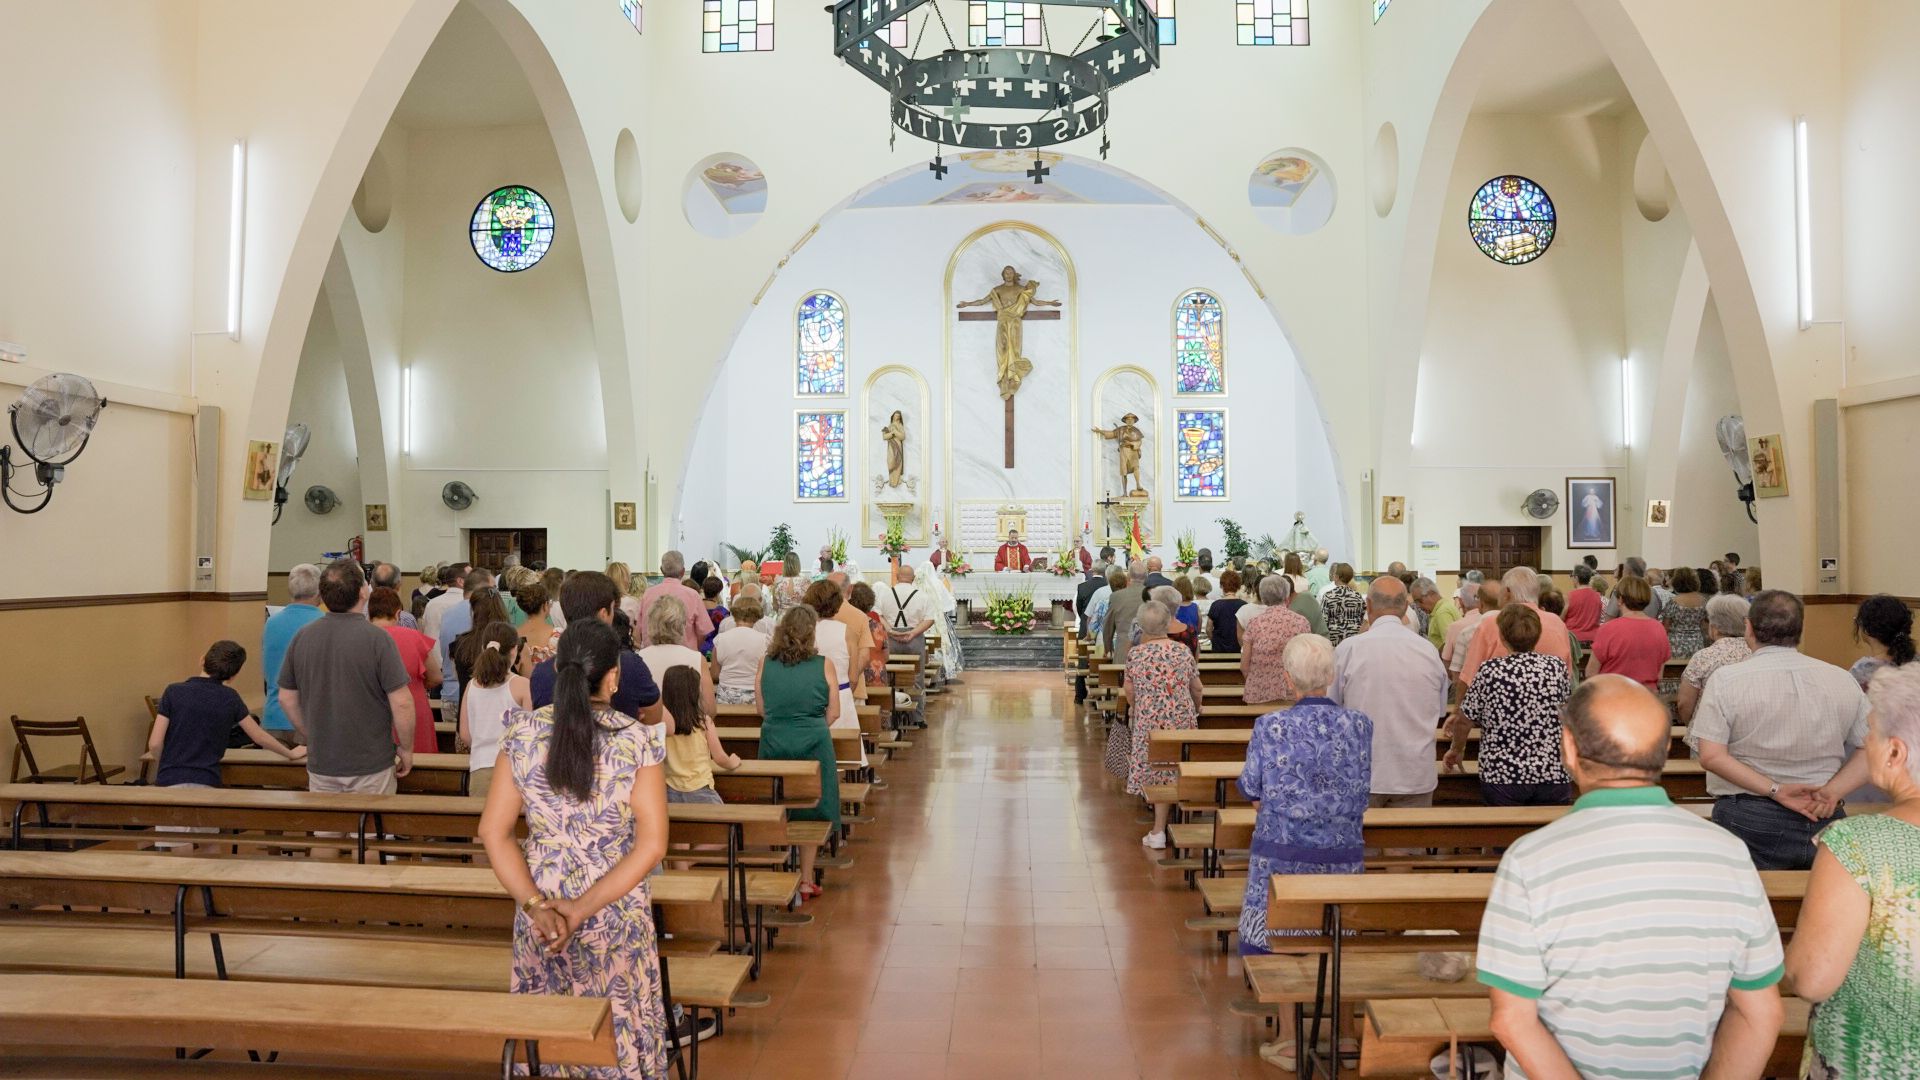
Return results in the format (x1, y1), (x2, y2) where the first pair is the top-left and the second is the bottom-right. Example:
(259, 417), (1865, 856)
(968, 2), (1043, 46)
(796, 292), (847, 396)
(703, 0), (775, 53)
(1237, 0), (1309, 45)
(470, 186), (555, 273)
(1175, 410), (1228, 499)
(796, 411), (847, 501)
(1468, 175), (1556, 265)
(621, 0), (642, 33)
(1174, 290), (1225, 395)
(1105, 0), (1177, 45)
(1371, 0), (1390, 23)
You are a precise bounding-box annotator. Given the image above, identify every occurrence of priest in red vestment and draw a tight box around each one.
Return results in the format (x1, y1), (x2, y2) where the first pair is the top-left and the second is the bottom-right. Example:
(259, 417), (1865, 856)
(993, 529), (1032, 572)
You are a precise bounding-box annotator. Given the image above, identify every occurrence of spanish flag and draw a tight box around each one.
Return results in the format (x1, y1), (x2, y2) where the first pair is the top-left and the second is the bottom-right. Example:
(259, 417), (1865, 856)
(1129, 514), (1147, 560)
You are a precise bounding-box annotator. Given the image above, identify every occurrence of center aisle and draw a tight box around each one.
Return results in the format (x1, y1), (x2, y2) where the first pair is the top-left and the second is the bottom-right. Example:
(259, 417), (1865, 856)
(703, 670), (1258, 1079)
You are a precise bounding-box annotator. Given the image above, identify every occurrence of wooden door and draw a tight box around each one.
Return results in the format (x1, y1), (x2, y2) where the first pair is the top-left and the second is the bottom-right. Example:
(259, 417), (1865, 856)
(1459, 526), (1542, 581)
(470, 530), (520, 574)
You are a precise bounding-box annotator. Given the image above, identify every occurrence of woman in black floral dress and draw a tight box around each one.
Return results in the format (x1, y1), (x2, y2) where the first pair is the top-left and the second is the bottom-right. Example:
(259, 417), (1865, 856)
(1445, 605), (1572, 806)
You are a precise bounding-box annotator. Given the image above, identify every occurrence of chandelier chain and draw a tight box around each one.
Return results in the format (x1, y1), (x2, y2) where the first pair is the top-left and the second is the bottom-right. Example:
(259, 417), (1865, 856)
(930, 0), (957, 51)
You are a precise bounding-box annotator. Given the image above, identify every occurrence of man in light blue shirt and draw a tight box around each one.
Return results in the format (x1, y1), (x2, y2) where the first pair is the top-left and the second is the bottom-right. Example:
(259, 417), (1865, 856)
(261, 563), (324, 740)
(1304, 549), (1332, 599)
(1331, 575), (1450, 806)
(437, 568), (494, 712)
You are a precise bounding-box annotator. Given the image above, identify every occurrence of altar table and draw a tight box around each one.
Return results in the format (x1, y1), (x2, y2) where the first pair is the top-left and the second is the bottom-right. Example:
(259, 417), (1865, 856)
(945, 572), (1084, 606)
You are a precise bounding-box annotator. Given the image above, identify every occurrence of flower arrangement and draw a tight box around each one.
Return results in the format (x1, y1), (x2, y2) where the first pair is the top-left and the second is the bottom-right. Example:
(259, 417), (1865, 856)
(1173, 530), (1198, 572)
(946, 558), (974, 577)
(982, 584), (1036, 634)
(1048, 544), (1079, 576)
(878, 520), (908, 562)
(825, 527), (849, 566)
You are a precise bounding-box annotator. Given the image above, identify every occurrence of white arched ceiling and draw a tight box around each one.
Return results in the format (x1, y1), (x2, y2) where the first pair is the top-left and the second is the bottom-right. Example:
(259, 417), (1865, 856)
(1633, 239), (1710, 567)
(1372, 0), (1791, 576)
(319, 239), (395, 562)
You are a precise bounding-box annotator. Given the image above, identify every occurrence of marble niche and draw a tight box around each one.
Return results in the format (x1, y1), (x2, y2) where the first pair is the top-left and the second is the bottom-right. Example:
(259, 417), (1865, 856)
(862, 365), (929, 547)
(1090, 365), (1161, 546)
(947, 223), (1078, 552)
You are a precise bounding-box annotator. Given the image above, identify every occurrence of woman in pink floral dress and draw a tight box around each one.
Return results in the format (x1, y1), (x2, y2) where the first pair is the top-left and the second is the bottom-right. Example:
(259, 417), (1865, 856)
(1125, 600), (1204, 851)
(478, 618), (671, 1078)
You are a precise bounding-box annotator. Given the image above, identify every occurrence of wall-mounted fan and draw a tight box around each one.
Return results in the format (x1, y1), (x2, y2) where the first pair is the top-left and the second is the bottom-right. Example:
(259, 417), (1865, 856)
(304, 485), (340, 515)
(1716, 415), (1758, 523)
(1521, 488), (1560, 521)
(442, 480), (477, 512)
(272, 423), (311, 526)
(1, 373), (107, 514)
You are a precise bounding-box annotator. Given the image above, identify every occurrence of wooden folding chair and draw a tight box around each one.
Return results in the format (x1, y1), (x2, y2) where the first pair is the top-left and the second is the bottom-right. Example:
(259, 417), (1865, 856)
(9, 716), (125, 784)
(136, 696), (163, 784)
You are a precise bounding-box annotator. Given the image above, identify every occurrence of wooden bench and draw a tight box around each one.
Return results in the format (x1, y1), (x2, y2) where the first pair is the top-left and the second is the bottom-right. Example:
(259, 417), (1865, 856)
(1357, 996), (1808, 1079)
(0, 972), (614, 1075)
(713, 726), (862, 762)
(1171, 759), (1709, 809)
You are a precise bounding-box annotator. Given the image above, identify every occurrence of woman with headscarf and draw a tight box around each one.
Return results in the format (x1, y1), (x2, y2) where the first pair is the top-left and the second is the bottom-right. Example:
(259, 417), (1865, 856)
(916, 560), (963, 681)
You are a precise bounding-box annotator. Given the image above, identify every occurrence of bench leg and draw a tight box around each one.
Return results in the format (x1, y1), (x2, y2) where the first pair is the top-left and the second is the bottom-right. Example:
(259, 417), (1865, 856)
(525, 1040), (542, 1075)
(499, 1038), (517, 1079)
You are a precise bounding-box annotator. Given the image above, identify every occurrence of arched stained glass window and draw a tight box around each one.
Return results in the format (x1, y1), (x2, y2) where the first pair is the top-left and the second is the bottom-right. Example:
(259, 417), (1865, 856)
(796, 291), (847, 395)
(470, 186), (555, 273)
(796, 411), (847, 501)
(1174, 289), (1225, 395)
(1468, 175), (1556, 265)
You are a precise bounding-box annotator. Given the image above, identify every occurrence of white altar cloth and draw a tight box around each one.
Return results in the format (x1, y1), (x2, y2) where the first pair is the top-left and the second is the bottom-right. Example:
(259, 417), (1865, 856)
(946, 572), (1084, 606)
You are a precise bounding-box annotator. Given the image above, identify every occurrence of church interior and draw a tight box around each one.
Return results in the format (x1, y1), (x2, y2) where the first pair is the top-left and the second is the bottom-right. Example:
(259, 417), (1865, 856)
(3, 0), (1919, 1076)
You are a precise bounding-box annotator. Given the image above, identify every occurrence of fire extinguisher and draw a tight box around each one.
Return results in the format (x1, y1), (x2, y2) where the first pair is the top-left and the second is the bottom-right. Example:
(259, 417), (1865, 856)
(349, 534), (365, 565)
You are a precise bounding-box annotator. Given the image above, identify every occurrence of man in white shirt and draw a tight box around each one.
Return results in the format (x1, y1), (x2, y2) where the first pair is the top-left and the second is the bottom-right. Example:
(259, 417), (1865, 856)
(419, 563), (470, 646)
(874, 564), (937, 725)
(1332, 576), (1450, 808)
(719, 582), (775, 637)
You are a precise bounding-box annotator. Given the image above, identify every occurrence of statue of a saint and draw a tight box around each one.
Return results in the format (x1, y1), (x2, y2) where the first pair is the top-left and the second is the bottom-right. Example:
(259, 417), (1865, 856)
(1092, 413), (1148, 497)
(956, 265), (1061, 399)
(1280, 512), (1319, 557)
(882, 410), (907, 488)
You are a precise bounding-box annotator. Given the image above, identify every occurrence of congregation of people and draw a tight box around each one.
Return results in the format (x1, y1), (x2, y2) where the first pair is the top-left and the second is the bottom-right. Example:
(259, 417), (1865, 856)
(142, 546), (964, 1076)
(1080, 541), (1920, 1074)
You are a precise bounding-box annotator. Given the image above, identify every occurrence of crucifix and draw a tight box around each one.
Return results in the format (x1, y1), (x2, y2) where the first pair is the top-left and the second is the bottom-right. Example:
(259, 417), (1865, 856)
(956, 265), (1062, 468)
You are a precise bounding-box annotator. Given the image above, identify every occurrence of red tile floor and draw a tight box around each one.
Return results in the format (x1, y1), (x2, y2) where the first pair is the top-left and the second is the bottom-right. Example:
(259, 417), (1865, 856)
(696, 670), (1268, 1079)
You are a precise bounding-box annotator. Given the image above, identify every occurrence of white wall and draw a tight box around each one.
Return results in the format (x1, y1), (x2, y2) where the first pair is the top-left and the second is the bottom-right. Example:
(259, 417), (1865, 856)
(268, 293), (366, 568)
(678, 203), (1349, 569)
(1671, 300), (1761, 565)
(1407, 113), (1627, 570)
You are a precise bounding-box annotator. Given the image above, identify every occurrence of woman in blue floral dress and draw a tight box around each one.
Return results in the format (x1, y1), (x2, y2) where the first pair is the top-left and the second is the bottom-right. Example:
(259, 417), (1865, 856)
(1236, 633), (1372, 957)
(479, 618), (671, 1078)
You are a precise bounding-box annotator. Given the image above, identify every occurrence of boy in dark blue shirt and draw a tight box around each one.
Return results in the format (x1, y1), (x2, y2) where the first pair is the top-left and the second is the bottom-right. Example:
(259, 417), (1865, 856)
(150, 640), (305, 787)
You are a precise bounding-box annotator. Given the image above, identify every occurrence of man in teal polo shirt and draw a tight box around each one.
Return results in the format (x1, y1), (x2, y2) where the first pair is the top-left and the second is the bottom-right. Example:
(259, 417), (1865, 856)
(260, 563), (323, 742)
(1477, 675), (1785, 1079)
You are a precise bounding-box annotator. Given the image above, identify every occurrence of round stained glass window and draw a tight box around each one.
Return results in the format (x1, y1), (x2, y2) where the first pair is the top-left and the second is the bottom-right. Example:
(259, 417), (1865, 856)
(1468, 175), (1555, 265)
(470, 185), (555, 273)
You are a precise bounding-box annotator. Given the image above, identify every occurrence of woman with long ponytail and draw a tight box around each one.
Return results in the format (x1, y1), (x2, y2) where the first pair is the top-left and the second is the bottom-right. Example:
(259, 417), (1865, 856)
(478, 617), (671, 1077)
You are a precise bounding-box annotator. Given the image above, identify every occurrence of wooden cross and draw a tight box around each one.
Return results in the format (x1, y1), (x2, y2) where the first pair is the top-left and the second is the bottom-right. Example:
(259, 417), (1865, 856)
(957, 306), (1061, 467)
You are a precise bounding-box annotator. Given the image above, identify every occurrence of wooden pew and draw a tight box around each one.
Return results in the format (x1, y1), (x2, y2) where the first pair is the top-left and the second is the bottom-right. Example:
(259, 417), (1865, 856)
(1357, 996), (1808, 1079)
(220, 750), (822, 808)
(1172, 759), (1709, 808)
(0, 973), (616, 1075)
(714, 726), (861, 762)
(1148, 726), (1691, 766)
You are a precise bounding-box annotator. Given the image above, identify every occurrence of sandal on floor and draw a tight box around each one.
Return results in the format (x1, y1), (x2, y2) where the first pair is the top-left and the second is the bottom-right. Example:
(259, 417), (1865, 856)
(797, 883), (823, 901)
(1257, 1037), (1359, 1072)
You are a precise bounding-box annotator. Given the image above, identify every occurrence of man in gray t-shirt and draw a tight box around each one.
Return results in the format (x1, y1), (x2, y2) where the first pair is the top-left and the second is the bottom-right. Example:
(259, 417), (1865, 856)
(278, 559), (414, 793)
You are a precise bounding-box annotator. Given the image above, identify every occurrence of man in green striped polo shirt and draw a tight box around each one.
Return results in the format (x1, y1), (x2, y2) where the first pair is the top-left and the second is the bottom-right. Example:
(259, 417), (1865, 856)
(1477, 676), (1785, 1079)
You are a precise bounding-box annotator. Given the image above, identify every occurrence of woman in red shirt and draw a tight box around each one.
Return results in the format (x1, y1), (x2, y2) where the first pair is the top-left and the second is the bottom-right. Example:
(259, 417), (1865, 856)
(1587, 575), (1670, 688)
(369, 587), (443, 753)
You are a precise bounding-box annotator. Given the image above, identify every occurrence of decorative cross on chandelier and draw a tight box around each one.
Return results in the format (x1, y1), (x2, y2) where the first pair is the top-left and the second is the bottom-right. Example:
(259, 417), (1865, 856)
(831, 0), (1162, 160)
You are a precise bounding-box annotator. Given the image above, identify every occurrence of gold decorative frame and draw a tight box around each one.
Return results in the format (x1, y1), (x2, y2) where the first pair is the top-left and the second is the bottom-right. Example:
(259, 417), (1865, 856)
(954, 498), (1069, 555)
(1171, 287), (1227, 396)
(1091, 364), (1163, 543)
(943, 221), (1078, 544)
(1170, 407), (1229, 502)
(861, 364), (932, 547)
(793, 288), (850, 398)
(792, 408), (850, 504)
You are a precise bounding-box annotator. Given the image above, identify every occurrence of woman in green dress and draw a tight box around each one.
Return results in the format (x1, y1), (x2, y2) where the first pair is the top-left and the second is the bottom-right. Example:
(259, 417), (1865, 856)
(755, 605), (841, 900)
(1786, 662), (1920, 1076)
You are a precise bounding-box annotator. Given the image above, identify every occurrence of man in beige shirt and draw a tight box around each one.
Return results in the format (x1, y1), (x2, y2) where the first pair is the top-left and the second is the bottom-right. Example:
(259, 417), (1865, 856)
(828, 571), (875, 712)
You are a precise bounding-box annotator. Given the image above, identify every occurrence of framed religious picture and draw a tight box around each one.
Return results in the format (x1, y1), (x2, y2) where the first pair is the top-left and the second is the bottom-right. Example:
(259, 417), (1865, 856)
(242, 440), (278, 501)
(1748, 433), (1788, 497)
(364, 504), (388, 532)
(1566, 477), (1617, 549)
(1646, 499), (1670, 528)
(612, 501), (638, 531)
(1380, 495), (1405, 525)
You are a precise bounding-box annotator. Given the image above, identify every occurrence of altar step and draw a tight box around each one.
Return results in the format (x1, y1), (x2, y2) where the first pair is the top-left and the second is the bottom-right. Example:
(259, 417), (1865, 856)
(955, 629), (1064, 671)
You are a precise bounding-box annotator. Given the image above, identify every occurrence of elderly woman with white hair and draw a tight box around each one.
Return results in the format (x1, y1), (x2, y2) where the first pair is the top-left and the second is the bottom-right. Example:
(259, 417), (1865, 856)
(1785, 663), (1920, 1075)
(1125, 600), (1204, 850)
(1237, 634), (1372, 1067)
(1676, 594), (1754, 725)
(1149, 585), (1197, 655)
(1240, 575), (1310, 707)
